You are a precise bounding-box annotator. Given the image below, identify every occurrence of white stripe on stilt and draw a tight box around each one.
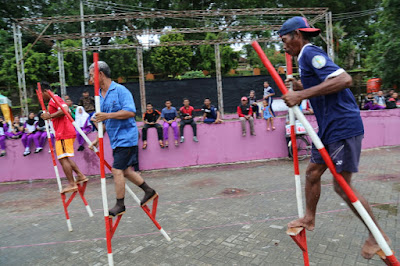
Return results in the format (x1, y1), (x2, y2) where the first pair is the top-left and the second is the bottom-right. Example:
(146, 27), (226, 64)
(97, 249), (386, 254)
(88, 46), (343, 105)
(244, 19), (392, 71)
(107, 253), (114, 266)
(86, 205), (94, 217)
(159, 228), (171, 241)
(101, 178), (109, 217)
(295, 174), (304, 218)
(125, 184), (141, 205)
(352, 201), (393, 256)
(292, 106), (324, 149)
(66, 219), (73, 232)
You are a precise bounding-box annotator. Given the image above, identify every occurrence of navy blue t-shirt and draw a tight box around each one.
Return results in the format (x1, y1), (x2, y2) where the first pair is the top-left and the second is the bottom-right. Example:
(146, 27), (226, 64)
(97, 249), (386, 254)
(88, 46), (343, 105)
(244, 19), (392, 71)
(298, 44), (364, 145)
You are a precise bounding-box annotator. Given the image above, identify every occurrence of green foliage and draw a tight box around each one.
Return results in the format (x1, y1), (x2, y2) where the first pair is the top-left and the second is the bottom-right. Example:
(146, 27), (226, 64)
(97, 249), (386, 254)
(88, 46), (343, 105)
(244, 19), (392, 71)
(198, 33), (241, 74)
(101, 38), (137, 80)
(243, 44), (285, 68)
(366, 0), (400, 88)
(176, 70), (207, 80)
(151, 33), (192, 77)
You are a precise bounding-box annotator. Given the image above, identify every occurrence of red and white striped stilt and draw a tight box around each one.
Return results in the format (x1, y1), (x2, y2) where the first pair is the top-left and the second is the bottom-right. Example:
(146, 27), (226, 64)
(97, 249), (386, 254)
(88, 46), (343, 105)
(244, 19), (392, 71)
(92, 53), (115, 266)
(252, 41), (399, 265)
(36, 84), (93, 233)
(45, 89), (171, 242)
(285, 53), (309, 266)
(44, 54), (170, 265)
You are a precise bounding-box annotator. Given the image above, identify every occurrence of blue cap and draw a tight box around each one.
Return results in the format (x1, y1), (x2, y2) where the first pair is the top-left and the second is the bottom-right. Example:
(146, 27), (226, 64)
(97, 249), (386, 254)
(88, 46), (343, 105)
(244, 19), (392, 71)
(278, 16), (321, 37)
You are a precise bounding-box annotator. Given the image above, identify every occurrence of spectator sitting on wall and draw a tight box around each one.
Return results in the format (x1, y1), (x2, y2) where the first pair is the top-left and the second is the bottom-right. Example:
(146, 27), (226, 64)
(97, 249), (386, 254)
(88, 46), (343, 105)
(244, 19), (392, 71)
(248, 90), (260, 119)
(79, 90), (96, 125)
(363, 93), (385, 110)
(0, 116), (8, 157)
(385, 89), (395, 99)
(21, 112), (37, 156)
(75, 106), (93, 151)
(66, 99), (77, 120)
(202, 98), (223, 124)
(179, 98), (198, 143)
(161, 100), (179, 147)
(142, 102), (164, 149)
(263, 81), (276, 116)
(261, 99), (275, 131)
(32, 111), (47, 153)
(374, 91), (386, 108)
(237, 96), (255, 137)
(386, 92), (399, 109)
(6, 116), (24, 139)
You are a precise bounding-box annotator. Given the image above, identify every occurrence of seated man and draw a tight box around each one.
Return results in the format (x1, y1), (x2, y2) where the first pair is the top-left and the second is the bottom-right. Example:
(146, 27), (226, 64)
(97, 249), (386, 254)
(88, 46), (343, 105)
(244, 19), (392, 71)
(161, 100), (179, 147)
(386, 92), (398, 109)
(142, 102), (164, 149)
(202, 98), (223, 124)
(237, 97), (255, 136)
(374, 90), (386, 109)
(179, 98), (198, 143)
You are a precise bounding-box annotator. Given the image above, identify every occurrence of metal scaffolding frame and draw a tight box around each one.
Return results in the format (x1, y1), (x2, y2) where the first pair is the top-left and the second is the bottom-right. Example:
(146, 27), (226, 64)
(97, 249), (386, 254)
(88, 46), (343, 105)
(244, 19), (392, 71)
(13, 7), (333, 116)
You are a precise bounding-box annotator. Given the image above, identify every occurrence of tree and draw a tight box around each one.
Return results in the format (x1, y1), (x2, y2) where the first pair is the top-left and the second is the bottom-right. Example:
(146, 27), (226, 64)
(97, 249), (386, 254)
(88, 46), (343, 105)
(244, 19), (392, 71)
(150, 33), (192, 77)
(366, 0), (400, 88)
(198, 33), (241, 74)
(102, 38), (137, 81)
(243, 44), (285, 69)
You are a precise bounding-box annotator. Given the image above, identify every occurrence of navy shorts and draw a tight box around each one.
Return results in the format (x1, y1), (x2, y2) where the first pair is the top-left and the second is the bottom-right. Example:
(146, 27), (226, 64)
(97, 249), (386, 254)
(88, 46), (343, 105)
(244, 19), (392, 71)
(112, 146), (138, 170)
(311, 135), (363, 173)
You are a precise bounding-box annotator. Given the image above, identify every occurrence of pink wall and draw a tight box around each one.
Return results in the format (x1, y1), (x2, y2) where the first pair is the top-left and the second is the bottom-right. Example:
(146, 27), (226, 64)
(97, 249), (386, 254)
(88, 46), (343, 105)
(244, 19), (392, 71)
(1, 109), (400, 182)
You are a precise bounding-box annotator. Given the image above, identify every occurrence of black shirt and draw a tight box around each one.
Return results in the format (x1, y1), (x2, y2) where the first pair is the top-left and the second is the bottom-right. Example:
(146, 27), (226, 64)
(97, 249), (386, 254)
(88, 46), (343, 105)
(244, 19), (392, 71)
(143, 110), (161, 123)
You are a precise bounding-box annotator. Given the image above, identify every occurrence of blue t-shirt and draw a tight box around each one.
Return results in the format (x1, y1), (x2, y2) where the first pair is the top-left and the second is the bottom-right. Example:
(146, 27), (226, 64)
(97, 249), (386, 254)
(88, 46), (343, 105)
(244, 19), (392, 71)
(161, 107), (178, 121)
(100, 81), (138, 149)
(298, 44), (364, 145)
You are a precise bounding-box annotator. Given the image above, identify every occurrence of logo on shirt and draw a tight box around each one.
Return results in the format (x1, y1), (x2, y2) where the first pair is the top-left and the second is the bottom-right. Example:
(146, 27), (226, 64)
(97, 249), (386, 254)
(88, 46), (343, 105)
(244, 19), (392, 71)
(312, 55), (326, 69)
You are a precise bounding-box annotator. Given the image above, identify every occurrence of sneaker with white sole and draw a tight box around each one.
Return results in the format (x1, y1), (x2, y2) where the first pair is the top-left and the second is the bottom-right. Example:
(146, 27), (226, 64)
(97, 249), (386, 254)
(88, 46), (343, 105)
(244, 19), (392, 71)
(193, 136), (199, 142)
(23, 147), (31, 156)
(180, 136), (185, 143)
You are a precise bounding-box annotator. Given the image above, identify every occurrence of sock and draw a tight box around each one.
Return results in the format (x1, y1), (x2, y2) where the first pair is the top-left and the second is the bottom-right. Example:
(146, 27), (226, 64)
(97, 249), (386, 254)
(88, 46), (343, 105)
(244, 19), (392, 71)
(116, 198), (125, 207)
(139, 182), (153, 193)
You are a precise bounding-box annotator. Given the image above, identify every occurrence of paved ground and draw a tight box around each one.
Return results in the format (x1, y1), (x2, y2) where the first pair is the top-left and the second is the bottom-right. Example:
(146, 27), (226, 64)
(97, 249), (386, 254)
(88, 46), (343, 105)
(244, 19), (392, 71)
(1, 146), (400, 266)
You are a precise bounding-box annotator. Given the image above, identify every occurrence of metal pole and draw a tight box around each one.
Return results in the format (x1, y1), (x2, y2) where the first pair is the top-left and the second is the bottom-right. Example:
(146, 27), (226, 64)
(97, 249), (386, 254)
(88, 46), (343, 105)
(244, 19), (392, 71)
(214, 44), (224, 117)
(57, 44), (67, 98)
(12, 23), (25, 116)
(60, 50), (66, 97)
(136, 47), (146, 114)
(328, 11), (335, 61)
(17, 25), (29, 117)
(80, 0), (89, 85)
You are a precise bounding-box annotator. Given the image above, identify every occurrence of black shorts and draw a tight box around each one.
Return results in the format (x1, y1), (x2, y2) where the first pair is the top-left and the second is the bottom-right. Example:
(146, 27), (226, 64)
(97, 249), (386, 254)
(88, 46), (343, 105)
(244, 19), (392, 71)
(311, 135), (363, 173)
(112, 146), (138, 170)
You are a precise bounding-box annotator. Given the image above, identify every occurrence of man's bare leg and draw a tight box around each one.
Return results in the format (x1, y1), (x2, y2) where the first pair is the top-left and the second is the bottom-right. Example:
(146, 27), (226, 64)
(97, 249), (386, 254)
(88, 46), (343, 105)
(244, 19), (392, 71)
(108, 168), (126, 217)
(59, 157), (78, 192)
(333, 171), (390, 259)
(68, 158), (87, 182)
(124, 167), (157, 206)
(288, 162), (327, 230)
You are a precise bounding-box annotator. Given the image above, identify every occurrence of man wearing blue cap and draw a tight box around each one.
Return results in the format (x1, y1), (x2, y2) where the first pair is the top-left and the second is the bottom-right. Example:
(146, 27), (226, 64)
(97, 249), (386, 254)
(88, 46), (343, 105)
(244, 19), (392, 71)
(280, 17), (388, 259)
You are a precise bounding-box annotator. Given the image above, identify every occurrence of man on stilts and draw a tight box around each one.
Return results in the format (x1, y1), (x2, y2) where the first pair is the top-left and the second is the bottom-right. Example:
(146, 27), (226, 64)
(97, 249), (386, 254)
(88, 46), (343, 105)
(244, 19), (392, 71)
(280, 17), (390, 259)
(41, 82), (88, 193)
(89, 61), (157, 217)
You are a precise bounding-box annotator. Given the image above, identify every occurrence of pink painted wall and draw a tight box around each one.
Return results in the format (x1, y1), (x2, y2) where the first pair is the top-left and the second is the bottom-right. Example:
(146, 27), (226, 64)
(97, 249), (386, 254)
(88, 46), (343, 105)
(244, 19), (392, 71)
(1, 109), (400, 182)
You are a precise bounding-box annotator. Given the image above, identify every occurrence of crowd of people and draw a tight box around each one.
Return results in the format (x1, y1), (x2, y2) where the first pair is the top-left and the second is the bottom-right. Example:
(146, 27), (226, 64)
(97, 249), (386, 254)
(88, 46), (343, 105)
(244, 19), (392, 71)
(0, 90), (96, 158)
(362, 89), (400, 110)
(1, 83), (398, 158)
